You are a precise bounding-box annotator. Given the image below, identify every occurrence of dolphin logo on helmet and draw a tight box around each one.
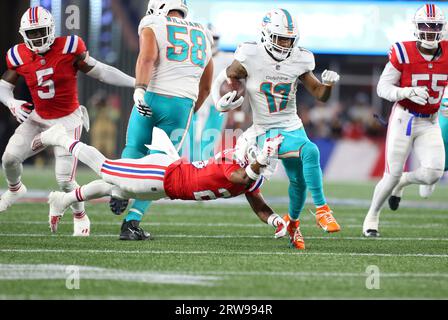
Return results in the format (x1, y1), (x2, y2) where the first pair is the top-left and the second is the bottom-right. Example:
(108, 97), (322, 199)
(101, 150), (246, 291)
(260, 8), (299, 61)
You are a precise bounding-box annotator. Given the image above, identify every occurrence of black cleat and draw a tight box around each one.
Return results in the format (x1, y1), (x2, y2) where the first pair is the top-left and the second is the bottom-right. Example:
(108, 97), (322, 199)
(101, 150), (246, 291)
(388, 196), (401, 211)
(119, 220), (152, 241)
(363, 229), (380, 238)
(109, 197), (129, 215)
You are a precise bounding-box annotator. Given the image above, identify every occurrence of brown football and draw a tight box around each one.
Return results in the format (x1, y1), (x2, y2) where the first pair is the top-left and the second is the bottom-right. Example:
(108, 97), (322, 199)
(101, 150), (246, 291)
(219, 78), (246, 101)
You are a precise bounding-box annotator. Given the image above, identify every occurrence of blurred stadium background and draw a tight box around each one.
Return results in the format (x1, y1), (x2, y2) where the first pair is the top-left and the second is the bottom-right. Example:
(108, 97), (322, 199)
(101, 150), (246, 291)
(1, 0), (447, 183)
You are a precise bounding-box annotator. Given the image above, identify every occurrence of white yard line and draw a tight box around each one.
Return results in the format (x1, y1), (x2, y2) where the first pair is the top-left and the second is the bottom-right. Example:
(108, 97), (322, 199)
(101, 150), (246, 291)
(0, 248), (447, 258)
(0, 221), (446, 229)
(1, 233), (448, 242)
(0, 264), (218, 286)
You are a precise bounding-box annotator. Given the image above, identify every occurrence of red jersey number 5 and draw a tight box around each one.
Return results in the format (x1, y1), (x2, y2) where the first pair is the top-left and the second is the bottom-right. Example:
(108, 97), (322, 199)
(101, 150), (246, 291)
(36, 68), (55, 100)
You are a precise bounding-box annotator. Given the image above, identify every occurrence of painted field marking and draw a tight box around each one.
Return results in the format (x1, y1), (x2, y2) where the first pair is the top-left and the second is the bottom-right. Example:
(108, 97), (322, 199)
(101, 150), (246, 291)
(0, 233), (448, 242)
(0, 249), (447, 258)
(0, 264), (219, 286)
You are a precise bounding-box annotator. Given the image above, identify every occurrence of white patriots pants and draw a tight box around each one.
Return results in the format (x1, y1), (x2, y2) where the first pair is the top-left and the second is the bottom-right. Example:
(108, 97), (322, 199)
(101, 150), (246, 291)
(99, 154), (172, 200)
(2, 107), (87, 214)
(363, 104), (445, 230)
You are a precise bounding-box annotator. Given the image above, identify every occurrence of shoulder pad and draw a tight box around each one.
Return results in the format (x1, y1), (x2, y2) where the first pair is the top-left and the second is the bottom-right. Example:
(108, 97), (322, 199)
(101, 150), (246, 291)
(6, 44), (27, 69)
(138, 15), (164, 35)
(390, 42), (410, 65)
(235, 42), (258, 62)
(62, 35), (85, 55)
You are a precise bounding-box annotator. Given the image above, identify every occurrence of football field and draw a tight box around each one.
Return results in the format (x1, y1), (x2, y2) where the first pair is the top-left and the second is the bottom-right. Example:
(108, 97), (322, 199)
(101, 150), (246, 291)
(0, 167), (447, 300)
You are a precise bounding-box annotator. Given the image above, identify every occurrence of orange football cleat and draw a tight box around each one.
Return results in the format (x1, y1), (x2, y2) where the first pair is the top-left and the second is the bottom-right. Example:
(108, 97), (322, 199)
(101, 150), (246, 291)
(282, 214), (305, 250)
(315, 205), (341, 233)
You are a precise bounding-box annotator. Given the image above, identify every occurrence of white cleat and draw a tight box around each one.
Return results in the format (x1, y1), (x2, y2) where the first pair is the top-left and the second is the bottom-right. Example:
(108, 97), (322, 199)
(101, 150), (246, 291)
(0, 184), (27, 213)
(73, 215), (90, 237)
(419, 184), (436, 199)
(48, 191), (68, 233)
(32, 124), (67, 150)
(362, 219), (380, 238)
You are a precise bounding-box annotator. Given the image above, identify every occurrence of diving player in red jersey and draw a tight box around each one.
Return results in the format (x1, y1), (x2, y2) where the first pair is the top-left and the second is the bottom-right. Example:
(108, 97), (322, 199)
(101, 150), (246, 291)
(363, 4), (448, 237)
(0, 7), (135, 236)
(33, 124), (287, 240)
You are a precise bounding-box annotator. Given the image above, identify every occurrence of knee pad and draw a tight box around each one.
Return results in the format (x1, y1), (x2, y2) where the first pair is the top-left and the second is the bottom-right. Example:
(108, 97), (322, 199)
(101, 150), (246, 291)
(420, 167), (444, 185)
(1, 153), (22, 169)
(301, 142), (320, 164)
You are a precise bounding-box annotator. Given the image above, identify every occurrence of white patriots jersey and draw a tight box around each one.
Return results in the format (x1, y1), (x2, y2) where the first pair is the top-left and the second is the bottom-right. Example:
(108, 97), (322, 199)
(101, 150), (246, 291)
(138, 15), (213, 101)
(235, 42), (315, 131)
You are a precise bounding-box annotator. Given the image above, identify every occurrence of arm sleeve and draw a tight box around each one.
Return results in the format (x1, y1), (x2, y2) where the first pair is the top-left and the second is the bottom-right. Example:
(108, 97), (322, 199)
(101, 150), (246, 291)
(377, 62), (403, 102)
(85, 55), (135, 88)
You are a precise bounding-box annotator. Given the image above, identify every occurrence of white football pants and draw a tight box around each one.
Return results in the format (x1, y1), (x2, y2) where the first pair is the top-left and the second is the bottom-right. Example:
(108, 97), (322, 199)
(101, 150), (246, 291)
(363, 105), (445, 231)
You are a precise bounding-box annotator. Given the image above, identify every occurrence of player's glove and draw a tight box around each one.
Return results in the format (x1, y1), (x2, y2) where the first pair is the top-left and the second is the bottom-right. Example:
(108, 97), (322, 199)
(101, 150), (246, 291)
(322, 70), (340, 86)
(257, 134), (284, 166)
(8, 100), (34, 123)
(134, 88), (153, 117)
(399, 87), (429, 106)
(215, 91), (244, 113)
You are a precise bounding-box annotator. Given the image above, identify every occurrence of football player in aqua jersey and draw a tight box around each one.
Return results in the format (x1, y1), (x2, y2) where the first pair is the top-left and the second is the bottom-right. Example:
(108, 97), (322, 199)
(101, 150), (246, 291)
(110, 0), (215, 240)
(212, 8), (341, 250)
(0, 6), (135, 236)
(188, 24), (234, 161)
(363, 4), (448, 237)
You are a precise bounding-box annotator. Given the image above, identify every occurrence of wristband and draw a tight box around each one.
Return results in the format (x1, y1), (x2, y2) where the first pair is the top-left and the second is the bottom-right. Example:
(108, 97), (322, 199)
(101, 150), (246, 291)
(267, 214), (282, 228)
(245, 165), (260, 181)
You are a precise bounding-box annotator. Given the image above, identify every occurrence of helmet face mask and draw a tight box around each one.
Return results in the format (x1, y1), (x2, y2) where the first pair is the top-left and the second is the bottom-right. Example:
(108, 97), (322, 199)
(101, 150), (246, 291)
(20, 7), (55, 54)
(413, 4), (446, 50)
(261, 9), (299, 61)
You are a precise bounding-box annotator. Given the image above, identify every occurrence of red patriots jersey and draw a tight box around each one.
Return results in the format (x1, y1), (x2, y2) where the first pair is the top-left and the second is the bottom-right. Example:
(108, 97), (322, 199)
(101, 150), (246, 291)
(389, 40), (448, 114)
(6, 36), (87, 119)
(164, 149), (263, 201)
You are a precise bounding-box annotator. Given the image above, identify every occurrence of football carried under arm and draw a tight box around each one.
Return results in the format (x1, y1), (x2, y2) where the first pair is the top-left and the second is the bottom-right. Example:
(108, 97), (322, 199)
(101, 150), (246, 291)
(300, 69), (340, 102)
(0, 71), (33, 123)
(76, 52), (135, 88)
(212, 60), (247, 112)
(377, 62), (429, 105)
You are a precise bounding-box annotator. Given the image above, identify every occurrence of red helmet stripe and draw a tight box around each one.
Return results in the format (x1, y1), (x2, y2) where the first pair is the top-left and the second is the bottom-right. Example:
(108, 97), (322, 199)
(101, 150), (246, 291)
(28, 8), (33, 23)
(35, 7), (39, 23)
(432, 4), (436, 18)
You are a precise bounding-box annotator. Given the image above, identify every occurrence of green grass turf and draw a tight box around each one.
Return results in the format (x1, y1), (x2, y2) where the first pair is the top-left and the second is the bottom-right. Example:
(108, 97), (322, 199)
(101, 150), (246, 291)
(0, 167), (447, 299)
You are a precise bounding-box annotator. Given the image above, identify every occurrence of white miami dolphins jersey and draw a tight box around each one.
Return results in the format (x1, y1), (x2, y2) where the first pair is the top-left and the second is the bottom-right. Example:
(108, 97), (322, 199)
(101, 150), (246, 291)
(235, 42), (315, 131)
(138, 15), (213, 101)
